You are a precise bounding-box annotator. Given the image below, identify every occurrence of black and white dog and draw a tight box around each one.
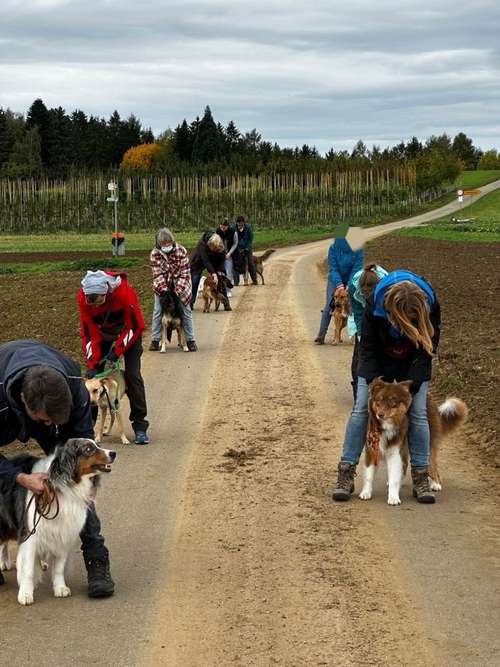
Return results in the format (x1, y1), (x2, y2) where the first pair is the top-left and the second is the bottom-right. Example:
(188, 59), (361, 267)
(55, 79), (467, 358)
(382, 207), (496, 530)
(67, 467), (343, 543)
(0, 438), (115, 605)
(159, 289), (188, 353)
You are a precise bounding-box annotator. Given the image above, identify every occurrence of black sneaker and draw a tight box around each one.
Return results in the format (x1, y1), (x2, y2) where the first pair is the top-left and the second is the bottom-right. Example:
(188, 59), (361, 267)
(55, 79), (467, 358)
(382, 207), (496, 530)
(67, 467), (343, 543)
(86, 557), (115, 598)
(149, 340), (160, 352)
(187, 340), (198, 352)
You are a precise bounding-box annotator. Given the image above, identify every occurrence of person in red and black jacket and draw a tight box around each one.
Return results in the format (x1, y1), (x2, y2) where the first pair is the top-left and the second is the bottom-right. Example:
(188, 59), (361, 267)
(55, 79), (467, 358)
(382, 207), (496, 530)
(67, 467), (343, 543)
(77, 270), (149, 445)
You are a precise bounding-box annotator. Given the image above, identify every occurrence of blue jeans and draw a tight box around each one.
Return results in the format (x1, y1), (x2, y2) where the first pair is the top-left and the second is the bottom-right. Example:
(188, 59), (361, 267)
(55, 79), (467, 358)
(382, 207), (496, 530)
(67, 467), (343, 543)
(151, 293), (195, 342)
(317, 279), (335, 338)
(340, 378), (430, 467)
(224, 257), (234, 284)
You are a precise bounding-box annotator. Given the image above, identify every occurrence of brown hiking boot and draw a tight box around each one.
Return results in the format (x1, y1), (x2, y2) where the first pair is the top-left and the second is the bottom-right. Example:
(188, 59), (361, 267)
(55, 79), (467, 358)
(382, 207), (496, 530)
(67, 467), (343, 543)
(332, 462), (356, 501)
(411, 466), (436, 504)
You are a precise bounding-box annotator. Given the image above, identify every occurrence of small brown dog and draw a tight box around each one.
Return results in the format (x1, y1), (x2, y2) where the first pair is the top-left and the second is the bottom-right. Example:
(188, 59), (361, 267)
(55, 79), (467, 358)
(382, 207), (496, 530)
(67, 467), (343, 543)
(360, 378), (468, 505)
(202, 274), (232, 313)
(85, 369), (129, 445)
(330, 286), (350, 344)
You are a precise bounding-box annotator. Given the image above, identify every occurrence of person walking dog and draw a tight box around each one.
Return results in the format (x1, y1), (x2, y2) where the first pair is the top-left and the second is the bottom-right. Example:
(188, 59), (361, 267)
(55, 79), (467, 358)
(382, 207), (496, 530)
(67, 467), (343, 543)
(332, 270), (441, 504)
(315, 237), (363, 344)
(233, 215), (258, 286)
(149, 228), (197, 352)
(0, 339), (114, 597)
(77, 270), (149, 445)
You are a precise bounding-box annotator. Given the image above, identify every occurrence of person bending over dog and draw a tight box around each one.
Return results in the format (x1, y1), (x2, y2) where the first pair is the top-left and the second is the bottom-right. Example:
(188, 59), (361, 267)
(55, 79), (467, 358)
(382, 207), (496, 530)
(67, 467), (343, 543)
(149, 227), (197, 352)
(332, 270), (441, 504)
(347, 264), (388, 400)
(232, 215), (258, 286)
(0, 339), (114, 597)
(314, 237), (363, 345)
(190, 232), (231, 311)
(78, 270), (149, 445)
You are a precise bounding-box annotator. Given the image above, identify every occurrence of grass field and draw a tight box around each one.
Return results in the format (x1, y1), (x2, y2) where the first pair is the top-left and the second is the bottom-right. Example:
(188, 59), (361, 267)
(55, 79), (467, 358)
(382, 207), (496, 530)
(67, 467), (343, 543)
(454, 170), (500, 189)
(395, 188), (500, 242)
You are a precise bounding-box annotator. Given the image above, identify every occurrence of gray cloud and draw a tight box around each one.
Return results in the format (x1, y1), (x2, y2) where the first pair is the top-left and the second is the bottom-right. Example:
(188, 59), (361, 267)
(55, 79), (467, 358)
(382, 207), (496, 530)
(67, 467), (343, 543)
(0, 0), (499, 152)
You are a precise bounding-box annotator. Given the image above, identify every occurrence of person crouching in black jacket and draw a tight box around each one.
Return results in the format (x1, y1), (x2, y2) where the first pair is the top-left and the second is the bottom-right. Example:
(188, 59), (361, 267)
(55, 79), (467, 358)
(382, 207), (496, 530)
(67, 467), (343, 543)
(190, 232), (231, 310)
(0, 339), (114, 597)
(331, 270), (441, 504)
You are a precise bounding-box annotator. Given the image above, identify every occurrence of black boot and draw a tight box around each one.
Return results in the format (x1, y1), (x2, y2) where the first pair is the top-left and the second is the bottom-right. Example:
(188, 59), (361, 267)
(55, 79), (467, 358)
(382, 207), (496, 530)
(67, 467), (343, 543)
(0, 570), (4, 586)
(86, 555), (115, 598)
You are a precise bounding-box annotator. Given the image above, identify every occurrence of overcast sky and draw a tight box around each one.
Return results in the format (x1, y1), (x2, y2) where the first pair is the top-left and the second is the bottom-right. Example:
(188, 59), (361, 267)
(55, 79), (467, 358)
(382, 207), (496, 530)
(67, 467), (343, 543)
(1, 0), (499, 153)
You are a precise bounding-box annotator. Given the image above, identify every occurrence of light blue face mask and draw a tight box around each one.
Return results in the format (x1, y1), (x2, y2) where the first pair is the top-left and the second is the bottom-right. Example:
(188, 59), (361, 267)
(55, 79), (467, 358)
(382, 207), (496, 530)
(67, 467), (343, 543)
(161, 244), (174, 253)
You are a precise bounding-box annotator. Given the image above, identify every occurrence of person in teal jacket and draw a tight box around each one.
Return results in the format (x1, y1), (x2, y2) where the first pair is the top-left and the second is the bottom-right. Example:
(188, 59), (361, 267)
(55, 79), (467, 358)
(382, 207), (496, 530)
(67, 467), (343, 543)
(315, 238), (364, 344)
(347, 264), (388, 399)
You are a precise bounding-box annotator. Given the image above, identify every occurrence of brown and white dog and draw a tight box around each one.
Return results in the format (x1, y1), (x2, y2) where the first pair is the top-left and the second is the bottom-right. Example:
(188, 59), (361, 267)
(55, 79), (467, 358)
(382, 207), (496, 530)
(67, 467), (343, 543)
(330, 286), (350, 345)
(202, 274), (232, 313)
(360, 378), (468, 505)
(85, 369), (129, 445)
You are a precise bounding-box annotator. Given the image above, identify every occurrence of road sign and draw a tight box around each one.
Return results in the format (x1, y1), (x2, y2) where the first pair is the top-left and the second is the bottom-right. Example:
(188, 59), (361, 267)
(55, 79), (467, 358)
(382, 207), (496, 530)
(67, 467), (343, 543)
(106, 196), (118, 202)
(463, 189), (481, 196)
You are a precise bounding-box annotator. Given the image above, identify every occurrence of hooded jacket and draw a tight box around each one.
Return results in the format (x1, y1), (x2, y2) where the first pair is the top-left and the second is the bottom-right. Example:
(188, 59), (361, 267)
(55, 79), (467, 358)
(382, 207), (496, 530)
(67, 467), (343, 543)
(0, 340), (94, 482)
(327, 238), (364, 288)
(348, 265), (388, 337)
(77, 271), (145, 370)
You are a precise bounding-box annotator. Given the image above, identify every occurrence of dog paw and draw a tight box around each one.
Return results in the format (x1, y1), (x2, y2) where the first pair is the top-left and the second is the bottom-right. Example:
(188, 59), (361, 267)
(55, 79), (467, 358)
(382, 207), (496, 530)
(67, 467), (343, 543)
(429, 479), (442, 492)
(359, 489), (372, 500)
(121, 436), (131, 445)
(183, 346), (189, 352)
(18, 590), (34, 605)
(40, 560), (49, 572)
(160, 348), (166, 354)
(387, 495), (402, 506)
(54, 585), (71, 598)
(0, 559), (12, 571)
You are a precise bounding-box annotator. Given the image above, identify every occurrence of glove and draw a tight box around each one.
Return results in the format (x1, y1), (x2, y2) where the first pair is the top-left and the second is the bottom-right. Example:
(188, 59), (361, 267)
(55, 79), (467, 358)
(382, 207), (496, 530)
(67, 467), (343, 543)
(107, 349), (119, 364)
(86, 368), (97, 379)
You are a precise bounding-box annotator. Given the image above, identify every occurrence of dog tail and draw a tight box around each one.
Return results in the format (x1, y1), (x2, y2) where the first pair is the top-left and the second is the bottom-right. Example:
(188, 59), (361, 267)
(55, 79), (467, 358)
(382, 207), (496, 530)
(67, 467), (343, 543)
(438, 398), (468, 434)
(259, 249), (275, 261)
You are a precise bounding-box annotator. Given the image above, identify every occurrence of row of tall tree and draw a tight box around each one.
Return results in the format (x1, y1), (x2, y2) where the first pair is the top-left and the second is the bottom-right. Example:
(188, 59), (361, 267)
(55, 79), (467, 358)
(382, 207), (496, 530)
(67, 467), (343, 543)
(0, 100), (490, 185)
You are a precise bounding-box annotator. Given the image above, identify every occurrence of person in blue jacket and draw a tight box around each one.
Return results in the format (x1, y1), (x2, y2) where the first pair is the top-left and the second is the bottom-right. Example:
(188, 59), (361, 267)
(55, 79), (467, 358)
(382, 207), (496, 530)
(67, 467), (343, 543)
(347, 264), (388, 399)
(314, 237), (363, 344)
(332, 271), (441, 504)
(0, 340), (114, 597)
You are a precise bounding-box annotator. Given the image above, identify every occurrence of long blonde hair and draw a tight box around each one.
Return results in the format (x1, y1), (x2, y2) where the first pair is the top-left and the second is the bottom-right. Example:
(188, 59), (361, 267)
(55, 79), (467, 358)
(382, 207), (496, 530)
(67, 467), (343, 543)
(383, 281), (434, 355)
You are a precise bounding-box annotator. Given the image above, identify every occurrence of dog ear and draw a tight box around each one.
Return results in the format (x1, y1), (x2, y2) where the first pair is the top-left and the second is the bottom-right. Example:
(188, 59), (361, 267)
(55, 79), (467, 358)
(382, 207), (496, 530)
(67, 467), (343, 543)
(399, 380), (413, 391)
(49, 440), (79, 485)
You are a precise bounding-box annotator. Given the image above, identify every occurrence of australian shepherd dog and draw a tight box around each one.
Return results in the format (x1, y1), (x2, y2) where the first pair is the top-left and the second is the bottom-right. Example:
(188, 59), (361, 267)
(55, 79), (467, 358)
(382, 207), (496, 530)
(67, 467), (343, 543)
(330, 286), (350, 345)
(0, 438), (115, 605)
(360, 378), (468, 505)
(85, 369), (129, 445)
(202, 274), (232, 313)
(159, 289), (188, 352)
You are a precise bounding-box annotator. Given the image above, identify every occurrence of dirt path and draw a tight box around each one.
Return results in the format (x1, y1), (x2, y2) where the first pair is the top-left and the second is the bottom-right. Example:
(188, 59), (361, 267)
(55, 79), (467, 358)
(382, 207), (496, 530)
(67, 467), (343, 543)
(142, 241), (500, 666)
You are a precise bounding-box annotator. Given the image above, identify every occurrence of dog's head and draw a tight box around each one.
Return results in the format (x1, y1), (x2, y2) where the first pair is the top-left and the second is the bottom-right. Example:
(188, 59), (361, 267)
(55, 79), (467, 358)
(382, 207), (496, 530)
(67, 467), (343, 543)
(85, 378), (106, 406)
(49, 438), (116, 485)
(332, 287), (349, 317)
(160, 289), (176, 313)
(369, 378), (413, 425)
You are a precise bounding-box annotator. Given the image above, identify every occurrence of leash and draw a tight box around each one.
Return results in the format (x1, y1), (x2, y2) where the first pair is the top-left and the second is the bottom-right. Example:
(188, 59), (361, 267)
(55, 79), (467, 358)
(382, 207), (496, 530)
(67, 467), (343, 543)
(95, 360), (122, 412)
(19, 479), (60, 545)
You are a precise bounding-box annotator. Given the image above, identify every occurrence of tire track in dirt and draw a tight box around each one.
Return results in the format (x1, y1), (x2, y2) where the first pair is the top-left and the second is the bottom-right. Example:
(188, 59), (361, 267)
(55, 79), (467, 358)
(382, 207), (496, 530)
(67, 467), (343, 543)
(144, 250), (438, 666)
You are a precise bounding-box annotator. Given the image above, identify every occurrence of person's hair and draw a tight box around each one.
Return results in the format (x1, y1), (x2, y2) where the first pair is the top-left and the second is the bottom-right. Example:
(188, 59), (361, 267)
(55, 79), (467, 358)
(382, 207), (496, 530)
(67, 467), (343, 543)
(220, 217), (229, 227)
(156, 227), (175, 247)
(383, 281), (434, 356)
(359, 264), (381, 298)
(236, 215), (245, 223)
(207, 233), (224, 252)
(22, 366), (72, 424)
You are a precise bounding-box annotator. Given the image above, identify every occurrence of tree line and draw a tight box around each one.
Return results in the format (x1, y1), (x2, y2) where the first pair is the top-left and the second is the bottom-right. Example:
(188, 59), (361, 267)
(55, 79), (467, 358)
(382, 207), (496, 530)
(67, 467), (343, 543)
(1, 100), (497, 189)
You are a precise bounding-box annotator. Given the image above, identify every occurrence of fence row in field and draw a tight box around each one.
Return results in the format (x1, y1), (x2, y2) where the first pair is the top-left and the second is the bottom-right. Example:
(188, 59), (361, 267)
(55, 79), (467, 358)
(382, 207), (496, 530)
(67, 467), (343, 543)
(0, 166), (442, 233)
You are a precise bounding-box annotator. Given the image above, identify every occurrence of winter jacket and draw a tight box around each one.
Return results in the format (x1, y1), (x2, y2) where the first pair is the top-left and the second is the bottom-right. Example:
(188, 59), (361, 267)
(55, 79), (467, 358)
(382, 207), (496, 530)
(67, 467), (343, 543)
(348, 265), (388, 337)
(236, 223), (254, 252)
(0, 340), (94, 482)
(216, 225), (238, 256)
(327, 239), (364, 288)
(150, 244), (192, 305)
(358, 271), (441, 393)
(190, 232), (226, 275)
(77, 271), (145, 371)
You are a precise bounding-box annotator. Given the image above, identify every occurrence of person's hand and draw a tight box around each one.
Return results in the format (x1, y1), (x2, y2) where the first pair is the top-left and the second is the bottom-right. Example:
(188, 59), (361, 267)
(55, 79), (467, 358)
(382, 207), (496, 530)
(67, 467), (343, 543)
(16, 472), (48, 494)
(86, 368), (97, 379)
(212, 273), (219, 285)
(225, 253), (231, 260)
(107, 349), (119, 364)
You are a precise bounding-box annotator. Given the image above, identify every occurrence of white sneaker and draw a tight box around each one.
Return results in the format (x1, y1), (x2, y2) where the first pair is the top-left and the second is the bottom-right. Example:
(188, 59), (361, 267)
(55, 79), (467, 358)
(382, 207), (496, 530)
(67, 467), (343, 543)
(226, 290), (232, 298)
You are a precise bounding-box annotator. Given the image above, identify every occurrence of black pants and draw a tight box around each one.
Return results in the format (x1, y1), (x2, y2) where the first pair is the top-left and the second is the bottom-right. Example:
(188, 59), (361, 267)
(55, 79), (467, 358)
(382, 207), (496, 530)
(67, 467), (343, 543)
(98, 337), (149, 432)
(233, 249), (257, 285)
(27, 424), (108, 562)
